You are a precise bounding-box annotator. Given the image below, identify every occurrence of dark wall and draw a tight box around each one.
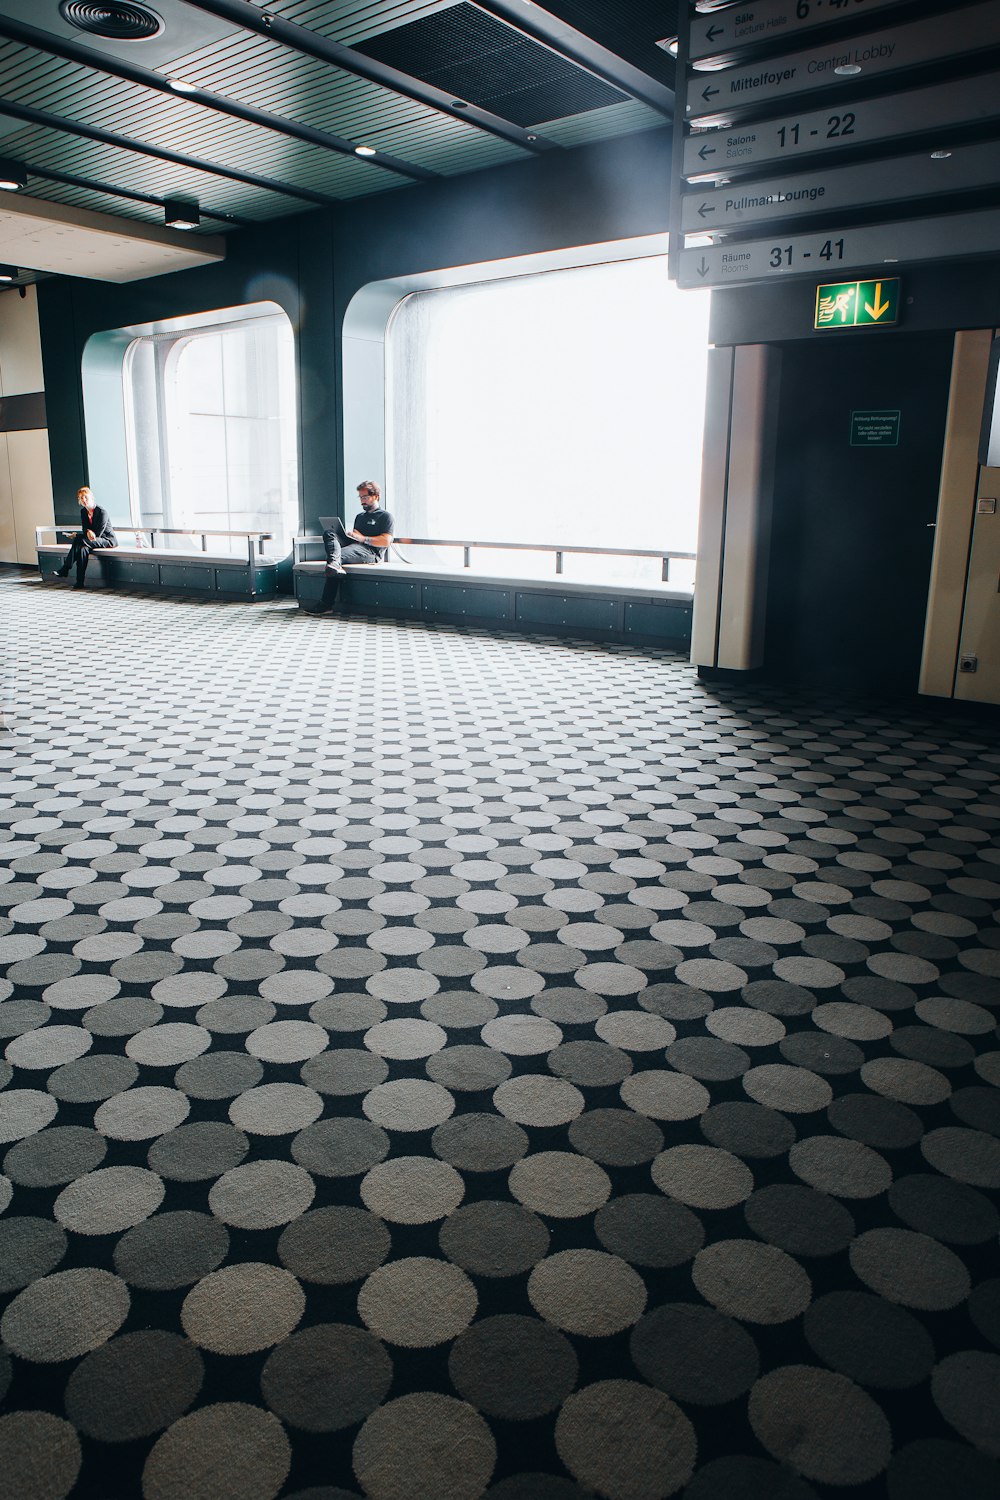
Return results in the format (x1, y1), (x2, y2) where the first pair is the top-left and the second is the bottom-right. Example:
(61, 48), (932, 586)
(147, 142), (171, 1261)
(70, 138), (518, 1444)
(765, 329), (955, 691)
(37, 127), (673, 529)
(39, 209), (339, 526)
(711, 255), (1000, 348)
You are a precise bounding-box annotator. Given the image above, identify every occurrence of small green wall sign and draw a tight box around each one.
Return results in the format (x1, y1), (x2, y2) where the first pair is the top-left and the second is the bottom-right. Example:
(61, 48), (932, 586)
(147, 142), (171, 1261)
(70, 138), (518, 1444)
(850, 410), (901, 447)
(815, 278), (901, 329)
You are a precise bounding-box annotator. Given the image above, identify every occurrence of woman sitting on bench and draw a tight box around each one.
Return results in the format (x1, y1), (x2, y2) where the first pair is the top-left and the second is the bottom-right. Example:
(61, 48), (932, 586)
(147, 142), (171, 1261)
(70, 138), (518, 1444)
(55, 486), (117, 589)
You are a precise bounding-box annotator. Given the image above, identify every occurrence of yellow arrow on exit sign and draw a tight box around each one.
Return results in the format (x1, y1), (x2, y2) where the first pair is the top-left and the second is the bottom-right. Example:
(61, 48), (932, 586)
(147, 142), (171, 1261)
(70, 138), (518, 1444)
(815, 278), (901, 329)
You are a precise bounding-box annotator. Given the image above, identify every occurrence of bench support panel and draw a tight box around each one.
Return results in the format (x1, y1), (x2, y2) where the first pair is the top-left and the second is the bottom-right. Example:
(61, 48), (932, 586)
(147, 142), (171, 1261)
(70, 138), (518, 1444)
(38, 547), (279, 601)
(295, 564), (692, 647)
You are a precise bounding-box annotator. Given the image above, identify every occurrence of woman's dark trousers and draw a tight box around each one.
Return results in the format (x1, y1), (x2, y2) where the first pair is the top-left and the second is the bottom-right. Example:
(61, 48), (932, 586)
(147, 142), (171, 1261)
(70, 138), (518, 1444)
(61, 535), (115, 585)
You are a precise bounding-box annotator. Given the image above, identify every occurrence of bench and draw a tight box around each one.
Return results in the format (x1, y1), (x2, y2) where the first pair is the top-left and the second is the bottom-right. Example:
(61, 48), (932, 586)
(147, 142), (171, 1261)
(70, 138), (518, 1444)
(36, 526), (281, 600)
(292, 537), (693, 646)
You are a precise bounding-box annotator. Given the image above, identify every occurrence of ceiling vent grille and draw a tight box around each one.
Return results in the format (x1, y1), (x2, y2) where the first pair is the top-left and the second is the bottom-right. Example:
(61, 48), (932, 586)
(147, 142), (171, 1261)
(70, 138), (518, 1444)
(355, 4), (625, 128)
(58, 2), (163, 41)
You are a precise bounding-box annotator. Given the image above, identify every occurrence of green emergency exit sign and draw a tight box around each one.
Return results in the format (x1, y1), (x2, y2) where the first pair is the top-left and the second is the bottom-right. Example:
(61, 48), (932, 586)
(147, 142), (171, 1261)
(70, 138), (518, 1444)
(814, 278), (901, 330)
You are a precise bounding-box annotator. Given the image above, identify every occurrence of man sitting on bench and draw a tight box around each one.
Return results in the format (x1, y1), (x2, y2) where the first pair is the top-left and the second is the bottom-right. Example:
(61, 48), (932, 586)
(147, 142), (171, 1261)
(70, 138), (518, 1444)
(313, 481), (393, 612)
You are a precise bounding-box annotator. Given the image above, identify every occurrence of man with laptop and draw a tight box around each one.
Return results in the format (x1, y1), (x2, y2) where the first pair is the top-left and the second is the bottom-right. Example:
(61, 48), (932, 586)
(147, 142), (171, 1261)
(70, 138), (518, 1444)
(313, 480), (394, 611)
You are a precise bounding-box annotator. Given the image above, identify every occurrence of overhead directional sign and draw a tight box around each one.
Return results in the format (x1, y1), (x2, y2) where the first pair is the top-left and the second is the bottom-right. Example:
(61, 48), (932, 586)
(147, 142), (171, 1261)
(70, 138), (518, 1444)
(680, 139), (1000, 233)
(814, 278), (900, 329)
(677, 205), (1000, 289)
(686, 4), (1000, 122)
(690, 0), (913, 63)
(682, 69), (1000, 179)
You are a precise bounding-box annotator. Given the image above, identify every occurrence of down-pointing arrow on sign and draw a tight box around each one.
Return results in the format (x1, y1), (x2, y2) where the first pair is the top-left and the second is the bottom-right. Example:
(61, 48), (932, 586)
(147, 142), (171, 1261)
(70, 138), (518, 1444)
(864, 282), (893, 320)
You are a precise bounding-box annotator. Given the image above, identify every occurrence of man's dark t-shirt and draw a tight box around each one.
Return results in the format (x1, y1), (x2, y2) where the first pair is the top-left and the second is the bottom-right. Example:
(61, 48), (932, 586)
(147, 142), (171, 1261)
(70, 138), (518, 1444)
(353, 507), (394, 556)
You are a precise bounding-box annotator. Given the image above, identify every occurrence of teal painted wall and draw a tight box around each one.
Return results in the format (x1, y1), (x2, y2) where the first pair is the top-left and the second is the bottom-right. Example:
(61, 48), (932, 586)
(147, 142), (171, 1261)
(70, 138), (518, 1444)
(37, 128), (673, 535)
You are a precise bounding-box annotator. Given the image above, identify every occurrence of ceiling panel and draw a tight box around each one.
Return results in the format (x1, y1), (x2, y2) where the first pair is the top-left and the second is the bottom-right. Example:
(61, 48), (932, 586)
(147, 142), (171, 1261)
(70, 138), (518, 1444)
(539, 0), (677, 88)
(0, 0), (672, 279)
(353, 3), (627, 127)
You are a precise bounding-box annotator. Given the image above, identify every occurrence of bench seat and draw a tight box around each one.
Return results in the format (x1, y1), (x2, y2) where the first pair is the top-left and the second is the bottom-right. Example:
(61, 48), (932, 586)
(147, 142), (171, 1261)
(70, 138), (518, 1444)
(293, 559), (693, 645)
(38, 543), (281, 600)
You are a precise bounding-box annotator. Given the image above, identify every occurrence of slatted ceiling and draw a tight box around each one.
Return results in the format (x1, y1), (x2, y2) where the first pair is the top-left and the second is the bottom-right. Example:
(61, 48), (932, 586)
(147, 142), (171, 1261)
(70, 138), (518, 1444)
(1, 100), (375, 214)
(16, 128), (300, 219)
(0, 0), (669, 241)
(0, 50), (389, 198)
(159, 28), (522, 174)
(24, 178), (166, 224)
(536, 98), (665, 149)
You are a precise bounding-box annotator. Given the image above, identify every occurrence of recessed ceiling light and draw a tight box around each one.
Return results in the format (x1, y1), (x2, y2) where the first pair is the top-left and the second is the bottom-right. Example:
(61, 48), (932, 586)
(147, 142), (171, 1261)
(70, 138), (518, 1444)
(656, 37), (679, 57)
(930, 149), (953, 159)
(0, 265), (17, 282)
(164, 197), (200, 229)
(834, 63), (862, 75)
(0, 160), (27, 191)
(166, 77), (198, 93)
(354, 145), (377, 157)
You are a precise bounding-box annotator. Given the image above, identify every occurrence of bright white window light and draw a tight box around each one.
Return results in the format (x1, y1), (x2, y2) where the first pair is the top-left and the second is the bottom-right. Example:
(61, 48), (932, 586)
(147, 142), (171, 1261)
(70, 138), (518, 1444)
(387, 256), (710, 588)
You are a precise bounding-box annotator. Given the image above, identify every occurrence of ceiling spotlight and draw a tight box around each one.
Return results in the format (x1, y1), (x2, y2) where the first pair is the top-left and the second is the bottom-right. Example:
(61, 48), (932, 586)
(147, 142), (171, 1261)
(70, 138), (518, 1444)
(166, 77), (198, 93)
(930, 149), (953, 159)
(354, 145), (377, 157)
(656, 37), (679, 57)
(0, 160), (27, 191)
(834, 63), (862, 75)
(0, 265), (17, 282)
(164, 197), (200, 230)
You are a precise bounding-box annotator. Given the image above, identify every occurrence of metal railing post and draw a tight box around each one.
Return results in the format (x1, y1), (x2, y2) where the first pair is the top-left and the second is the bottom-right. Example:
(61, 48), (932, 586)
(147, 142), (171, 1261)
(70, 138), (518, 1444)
(555, 551), (564, 575)
(463, 546), (471, 569)
(662, 557), (670, 582)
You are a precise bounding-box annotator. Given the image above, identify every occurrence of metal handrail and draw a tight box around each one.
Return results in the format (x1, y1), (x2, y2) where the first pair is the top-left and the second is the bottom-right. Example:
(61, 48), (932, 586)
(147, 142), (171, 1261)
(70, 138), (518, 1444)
(36, 524), (273, 565)
(294, 533), (695, 582)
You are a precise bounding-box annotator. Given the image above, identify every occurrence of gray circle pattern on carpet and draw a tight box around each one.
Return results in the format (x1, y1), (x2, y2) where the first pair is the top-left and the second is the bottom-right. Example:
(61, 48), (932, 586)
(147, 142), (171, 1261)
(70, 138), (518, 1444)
(1, 578), (999, 1498)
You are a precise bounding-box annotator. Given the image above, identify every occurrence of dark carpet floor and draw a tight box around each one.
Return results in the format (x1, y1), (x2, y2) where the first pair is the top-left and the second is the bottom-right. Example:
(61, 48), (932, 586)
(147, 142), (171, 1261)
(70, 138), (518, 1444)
(1, 573), (999, 1500)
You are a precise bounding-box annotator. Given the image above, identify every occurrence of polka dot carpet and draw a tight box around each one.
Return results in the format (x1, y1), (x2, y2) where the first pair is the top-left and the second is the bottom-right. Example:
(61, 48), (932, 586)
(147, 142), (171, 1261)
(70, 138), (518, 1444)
(2, 572), (1000, 1500)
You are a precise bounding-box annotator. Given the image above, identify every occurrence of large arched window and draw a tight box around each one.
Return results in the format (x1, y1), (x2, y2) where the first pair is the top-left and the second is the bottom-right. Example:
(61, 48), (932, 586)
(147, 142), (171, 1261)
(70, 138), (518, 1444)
(386, 256), (709, 585)
(118, 305), (298, 554)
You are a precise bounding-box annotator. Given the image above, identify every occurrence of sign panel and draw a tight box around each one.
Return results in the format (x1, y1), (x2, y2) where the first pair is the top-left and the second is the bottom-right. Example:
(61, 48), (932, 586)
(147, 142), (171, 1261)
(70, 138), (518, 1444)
(686, 5), (1000, 122)
(677, 205), (1000, 288)
(851, 409), (901, 445)
(682, 69), (1000, 179)
(689, 0), (911, 63)
(680, 140), (1000, 233)
(814, 278), (900, 328)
